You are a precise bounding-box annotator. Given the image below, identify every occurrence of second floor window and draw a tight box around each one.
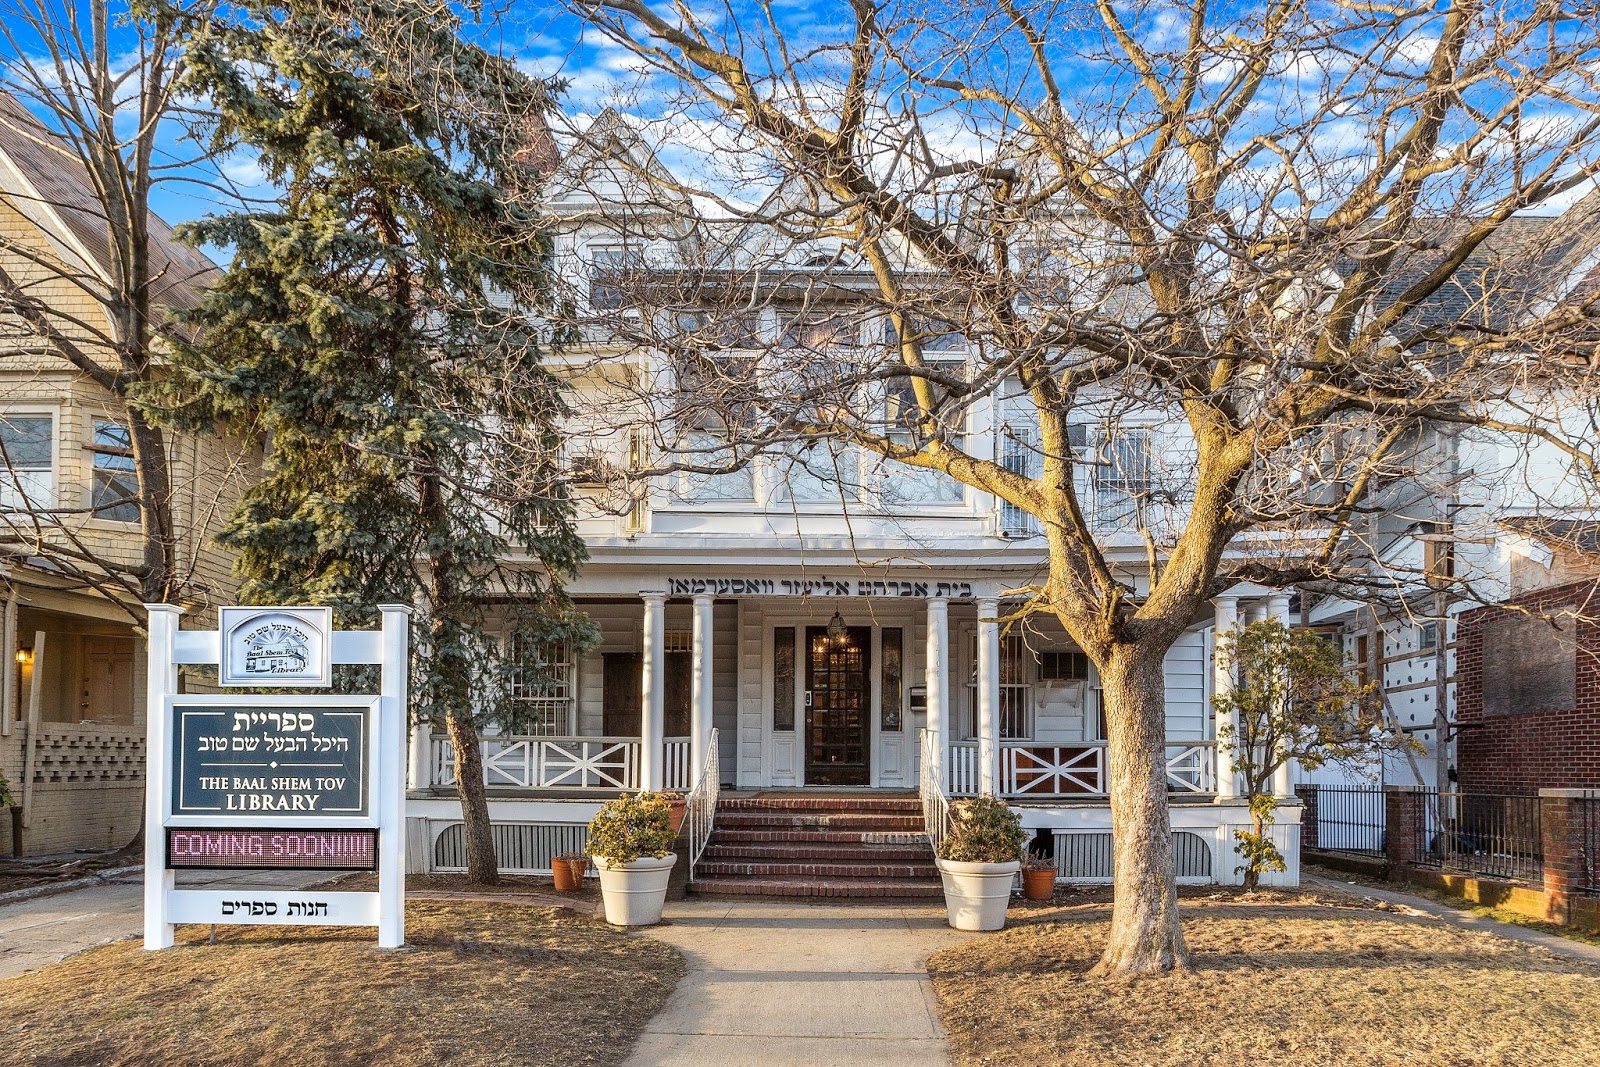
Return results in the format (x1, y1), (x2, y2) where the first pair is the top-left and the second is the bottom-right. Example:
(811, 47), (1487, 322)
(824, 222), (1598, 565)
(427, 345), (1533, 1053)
(0, 414), (53, 508)
(884, 361), (966, 505)
(89, 420), (140, 522)
(588, 245), (642, 310)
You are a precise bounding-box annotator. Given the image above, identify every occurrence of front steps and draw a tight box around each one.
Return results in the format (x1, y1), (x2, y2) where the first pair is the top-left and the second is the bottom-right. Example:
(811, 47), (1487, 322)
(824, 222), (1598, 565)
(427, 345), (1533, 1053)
(690, 795), (943, 899)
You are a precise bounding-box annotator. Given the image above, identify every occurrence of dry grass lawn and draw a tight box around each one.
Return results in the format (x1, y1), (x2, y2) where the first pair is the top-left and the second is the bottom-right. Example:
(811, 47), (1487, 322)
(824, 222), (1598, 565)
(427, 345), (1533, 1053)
(931, 889), (1600, 1067)
(0, 900), (683, 1067)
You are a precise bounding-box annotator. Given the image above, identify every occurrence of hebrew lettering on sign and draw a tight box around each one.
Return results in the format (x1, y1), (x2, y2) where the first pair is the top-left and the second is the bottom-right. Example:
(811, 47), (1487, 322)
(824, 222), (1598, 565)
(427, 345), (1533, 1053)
(173, 704), (370, 817)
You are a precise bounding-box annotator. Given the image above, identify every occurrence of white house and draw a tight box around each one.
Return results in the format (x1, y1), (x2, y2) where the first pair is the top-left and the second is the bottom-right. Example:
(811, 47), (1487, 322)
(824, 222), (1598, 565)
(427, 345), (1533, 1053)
(402, 111), (1305, 893)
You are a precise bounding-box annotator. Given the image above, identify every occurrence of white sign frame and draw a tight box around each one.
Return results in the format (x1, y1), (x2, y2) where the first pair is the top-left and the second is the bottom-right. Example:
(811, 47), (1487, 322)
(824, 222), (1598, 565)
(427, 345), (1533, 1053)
(143, 604), (411, 949)
(218, 605), (333, 687)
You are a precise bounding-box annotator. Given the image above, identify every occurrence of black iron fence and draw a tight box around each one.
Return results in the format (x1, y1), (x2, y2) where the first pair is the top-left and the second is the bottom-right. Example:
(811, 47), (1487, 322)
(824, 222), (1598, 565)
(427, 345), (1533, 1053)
(1413, 790), (1544, 885)
(1578, 797), (1600, 894)
(1305, 786), (1386, 857)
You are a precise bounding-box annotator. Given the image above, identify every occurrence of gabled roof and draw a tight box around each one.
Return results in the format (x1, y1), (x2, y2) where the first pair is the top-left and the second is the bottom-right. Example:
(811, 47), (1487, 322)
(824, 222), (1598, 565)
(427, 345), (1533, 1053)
(548, 109), (691, 215)
(1502, 516), (1600, 555)
(0, 90), (216, 313)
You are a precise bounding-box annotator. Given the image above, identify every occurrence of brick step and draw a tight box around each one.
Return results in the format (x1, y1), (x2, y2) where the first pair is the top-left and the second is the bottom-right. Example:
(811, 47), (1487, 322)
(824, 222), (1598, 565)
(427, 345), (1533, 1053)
(701, 843), (934, 863)
(709, 828), (929, 847)
(715, 812), (925, 831)
(697, 860), (940, 879)
(717, 797), (922, 813)
(689, 875), (944, 900)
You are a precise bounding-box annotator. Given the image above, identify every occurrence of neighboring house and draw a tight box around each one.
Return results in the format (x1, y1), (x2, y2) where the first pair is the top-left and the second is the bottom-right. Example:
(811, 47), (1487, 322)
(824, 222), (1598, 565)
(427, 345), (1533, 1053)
(402, 111), (1303, 892)
(0, 96), (250, 855)
(1302, 194), (1600, 795)
(1453, 520), (1600, 795)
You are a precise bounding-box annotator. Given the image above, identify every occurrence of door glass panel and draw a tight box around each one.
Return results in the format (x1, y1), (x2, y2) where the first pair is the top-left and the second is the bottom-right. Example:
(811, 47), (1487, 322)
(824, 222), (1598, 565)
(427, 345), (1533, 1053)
(805, 626), (870, 785)
(881, 628), (902, 732)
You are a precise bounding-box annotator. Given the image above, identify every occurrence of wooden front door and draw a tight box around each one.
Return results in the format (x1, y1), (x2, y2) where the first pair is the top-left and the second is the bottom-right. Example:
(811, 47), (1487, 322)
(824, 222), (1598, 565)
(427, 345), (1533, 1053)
(805, 626), (871, 786)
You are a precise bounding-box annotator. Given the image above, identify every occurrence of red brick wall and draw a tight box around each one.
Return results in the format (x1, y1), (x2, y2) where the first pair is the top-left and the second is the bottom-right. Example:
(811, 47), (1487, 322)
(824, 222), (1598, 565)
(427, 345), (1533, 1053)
(1457, 579), (1600, 793)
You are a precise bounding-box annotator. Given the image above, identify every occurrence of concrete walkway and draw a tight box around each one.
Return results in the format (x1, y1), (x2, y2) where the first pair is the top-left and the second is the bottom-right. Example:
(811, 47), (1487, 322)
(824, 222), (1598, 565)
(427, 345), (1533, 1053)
(623, 898), (969, 1067)
(1305, 872), (1600, 965)
(0, 869), (331, 980)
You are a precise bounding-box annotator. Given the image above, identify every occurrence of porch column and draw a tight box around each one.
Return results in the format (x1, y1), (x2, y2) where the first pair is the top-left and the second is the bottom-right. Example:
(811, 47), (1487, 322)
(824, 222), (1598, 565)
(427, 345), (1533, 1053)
(1213, 595), (1240, 800)
(925, 596), (949, 785)
(691, 594), (714, 786)
(640, 591), (666, 791)
(1268, 592), (1295, 798)
(976, 597), (1001, 795)
(407, 718), (430, 791)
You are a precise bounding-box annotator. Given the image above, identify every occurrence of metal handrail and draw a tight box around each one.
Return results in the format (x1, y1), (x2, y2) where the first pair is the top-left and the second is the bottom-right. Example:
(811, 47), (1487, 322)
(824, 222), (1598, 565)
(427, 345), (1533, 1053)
(918, 728), (952, 855)
(685, 728), (720, 882)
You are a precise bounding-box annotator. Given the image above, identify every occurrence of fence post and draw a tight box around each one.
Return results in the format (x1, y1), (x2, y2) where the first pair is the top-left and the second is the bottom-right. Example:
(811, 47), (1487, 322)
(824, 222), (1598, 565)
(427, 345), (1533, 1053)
(1540, 789), (1590, 926)
(1295, 785), (1319, 850)
(1385, 786), (1426, 869)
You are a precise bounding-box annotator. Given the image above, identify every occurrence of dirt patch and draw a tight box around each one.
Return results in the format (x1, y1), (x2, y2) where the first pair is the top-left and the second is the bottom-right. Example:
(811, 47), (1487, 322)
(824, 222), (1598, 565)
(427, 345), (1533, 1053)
(930, 888), (1600, 1066)
(0, 900), (683, 1067)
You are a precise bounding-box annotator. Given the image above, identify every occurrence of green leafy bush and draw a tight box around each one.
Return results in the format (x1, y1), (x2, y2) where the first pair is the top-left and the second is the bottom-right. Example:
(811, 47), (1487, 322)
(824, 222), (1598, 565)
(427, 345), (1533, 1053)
(937, 794), (1026, 863)
(586, 792), (680, 867)
(0, 769), (12, 808)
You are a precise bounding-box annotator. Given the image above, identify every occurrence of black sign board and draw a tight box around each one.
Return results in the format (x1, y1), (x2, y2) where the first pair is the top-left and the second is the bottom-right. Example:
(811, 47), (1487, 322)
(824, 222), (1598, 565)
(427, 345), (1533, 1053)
(167, 828), (379, 870)
(172, 704), (370, 817)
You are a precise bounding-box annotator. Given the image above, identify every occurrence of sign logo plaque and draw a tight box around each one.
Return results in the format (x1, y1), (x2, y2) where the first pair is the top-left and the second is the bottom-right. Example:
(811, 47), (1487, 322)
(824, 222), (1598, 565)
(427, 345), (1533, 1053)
(172, 703), (370, 817)
(219, 606), (333, 687)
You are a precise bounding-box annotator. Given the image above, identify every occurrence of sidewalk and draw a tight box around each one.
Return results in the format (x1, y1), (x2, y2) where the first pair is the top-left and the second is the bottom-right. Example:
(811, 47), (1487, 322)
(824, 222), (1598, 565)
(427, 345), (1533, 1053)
(623, 898), (967, 1067)
(1304, 871), (1600, 965)
(0, 869), (332, 980)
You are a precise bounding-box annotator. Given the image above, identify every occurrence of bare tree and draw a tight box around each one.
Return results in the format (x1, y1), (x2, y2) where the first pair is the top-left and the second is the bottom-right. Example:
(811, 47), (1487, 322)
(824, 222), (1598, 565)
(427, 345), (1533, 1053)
(558, 0), (1600, 975)
(0, 0), (227, 615)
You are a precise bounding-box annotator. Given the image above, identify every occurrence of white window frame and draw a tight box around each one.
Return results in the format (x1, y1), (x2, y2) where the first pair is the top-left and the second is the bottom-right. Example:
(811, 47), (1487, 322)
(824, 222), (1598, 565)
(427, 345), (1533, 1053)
(507, 634), (576, 736)
(0, 407), (56, 512)
(87, 416), (141, 524)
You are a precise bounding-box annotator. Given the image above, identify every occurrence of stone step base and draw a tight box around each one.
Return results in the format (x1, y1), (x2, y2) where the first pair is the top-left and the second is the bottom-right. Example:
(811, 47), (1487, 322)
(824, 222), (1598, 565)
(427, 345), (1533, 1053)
(697, 860), (940, 879)
(689, 875), (945, 899)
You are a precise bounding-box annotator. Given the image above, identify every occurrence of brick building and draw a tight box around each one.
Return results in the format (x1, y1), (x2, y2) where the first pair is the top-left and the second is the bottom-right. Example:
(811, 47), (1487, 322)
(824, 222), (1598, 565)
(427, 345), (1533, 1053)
(1454, 520), (1600, 794)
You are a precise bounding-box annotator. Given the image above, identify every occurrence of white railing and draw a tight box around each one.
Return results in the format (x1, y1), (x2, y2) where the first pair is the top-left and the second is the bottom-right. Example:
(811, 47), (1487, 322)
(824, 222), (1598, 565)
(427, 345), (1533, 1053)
(918, 729), (952, 854)
(430, 734), (695, 791)
(664, 737), (693, 791)
(944, 740), (1217, 798)
(686, 728), (720, 881)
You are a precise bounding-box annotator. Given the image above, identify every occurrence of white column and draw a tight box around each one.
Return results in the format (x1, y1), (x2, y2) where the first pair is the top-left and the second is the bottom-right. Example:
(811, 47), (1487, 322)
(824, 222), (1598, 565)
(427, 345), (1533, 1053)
(691, 594), (714, 786)
(1267, 592), (1295, 799)
(1213, 595), (1239, 801)
(377, 604), (412, 949)
(640, 591), (666, 791)
(407, 720), (430, 792)
(925, 596), (949, 785)
(976, 597), (1001, 795)
(142, 604), (182, 950)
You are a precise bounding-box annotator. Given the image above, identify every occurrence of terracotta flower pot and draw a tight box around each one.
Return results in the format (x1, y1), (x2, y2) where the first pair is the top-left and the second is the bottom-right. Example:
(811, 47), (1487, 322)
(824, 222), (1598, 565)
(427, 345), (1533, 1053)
(552, 855), (587, 892)
(667, 799), (688, 836)
(1022, 866), (1056, 901)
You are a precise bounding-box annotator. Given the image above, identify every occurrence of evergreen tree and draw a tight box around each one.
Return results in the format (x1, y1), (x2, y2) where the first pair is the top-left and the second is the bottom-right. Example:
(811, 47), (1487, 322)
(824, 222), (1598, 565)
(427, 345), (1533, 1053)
(154, 0), (590, 883)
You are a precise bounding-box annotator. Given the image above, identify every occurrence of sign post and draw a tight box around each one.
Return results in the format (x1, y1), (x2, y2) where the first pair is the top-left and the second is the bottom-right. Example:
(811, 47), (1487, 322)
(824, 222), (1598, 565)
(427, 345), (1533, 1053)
(142, 604), (411, 950)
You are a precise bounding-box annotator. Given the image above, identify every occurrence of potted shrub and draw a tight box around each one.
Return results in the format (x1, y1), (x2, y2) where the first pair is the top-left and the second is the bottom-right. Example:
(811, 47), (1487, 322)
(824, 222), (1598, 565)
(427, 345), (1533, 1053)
(586, 791), (680, 925)
(1021, 852), (1056, 901)
(935, 794), (1026, 931)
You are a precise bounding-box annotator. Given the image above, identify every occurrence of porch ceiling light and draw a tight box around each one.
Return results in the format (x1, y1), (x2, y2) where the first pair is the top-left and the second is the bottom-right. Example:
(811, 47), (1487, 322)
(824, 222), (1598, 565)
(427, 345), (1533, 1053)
(827, 610), (848, 643)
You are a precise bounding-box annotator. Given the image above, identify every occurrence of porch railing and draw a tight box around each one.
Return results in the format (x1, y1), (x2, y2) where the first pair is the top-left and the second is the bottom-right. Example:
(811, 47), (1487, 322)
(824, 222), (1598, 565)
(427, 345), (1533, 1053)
(918, 729), (952, 854)
(430, 735), (694, 791)
(945, 740), (1216, 798)
(686, 728), (720, 881)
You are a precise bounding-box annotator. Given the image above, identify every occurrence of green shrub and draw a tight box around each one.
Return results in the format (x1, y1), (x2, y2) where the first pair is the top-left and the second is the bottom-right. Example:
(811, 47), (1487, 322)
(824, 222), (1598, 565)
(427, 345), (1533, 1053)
(0, 769), (11, 808)
(937, 794), (1026, 863)
(586, 791), (680, 867)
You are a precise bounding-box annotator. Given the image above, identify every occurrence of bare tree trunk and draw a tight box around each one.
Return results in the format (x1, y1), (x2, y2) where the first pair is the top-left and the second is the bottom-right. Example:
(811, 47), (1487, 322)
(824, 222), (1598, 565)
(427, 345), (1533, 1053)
(445, 708), (498, 885)
(1090, 643), (1191, 976)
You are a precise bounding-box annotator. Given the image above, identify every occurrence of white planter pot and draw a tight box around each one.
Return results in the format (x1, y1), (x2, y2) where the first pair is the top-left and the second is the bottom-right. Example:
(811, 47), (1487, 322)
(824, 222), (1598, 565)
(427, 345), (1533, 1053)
(592, 853), (678, 926)
(937, 858), (1021, 931)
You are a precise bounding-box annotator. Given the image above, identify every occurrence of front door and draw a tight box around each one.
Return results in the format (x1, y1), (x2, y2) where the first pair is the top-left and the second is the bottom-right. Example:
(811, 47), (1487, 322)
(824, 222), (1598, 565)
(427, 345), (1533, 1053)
(805, 626), (871, 786)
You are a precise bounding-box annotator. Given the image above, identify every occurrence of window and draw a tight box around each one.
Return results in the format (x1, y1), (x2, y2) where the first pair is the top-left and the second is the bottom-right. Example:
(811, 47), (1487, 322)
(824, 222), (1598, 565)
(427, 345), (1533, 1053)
(781, 311), (857, 350)
(1092, 427), (1150, 527)
(674, 354), (759, 503)
(674, 311), (762, 351)
(881, 628), (903, 731)
(0, 413), (53, 508)
(967, 634), (1033, 740)
(507, 635), (574, 736)
(1039, 651), (1089, 681)
(773, 627), (796, 731)
(678, 430), (756, 502)
(997, 425), (1040, 534)
(778, 441), (862, 502)
(588, 245), (642, 310)
(1418, 622), (1439, 651)
(884, 360), (966, 505)
(89, 420), (139, 522)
